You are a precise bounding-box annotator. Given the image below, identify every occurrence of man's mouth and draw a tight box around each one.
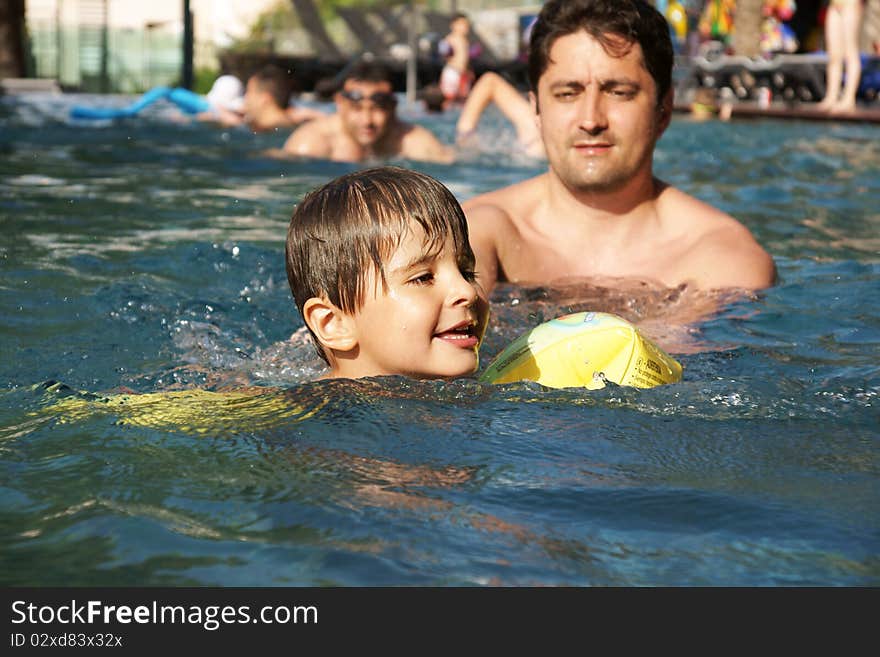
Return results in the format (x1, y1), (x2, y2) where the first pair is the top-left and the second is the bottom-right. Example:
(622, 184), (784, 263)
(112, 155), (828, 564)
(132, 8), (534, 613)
(573, 141), (612, 154)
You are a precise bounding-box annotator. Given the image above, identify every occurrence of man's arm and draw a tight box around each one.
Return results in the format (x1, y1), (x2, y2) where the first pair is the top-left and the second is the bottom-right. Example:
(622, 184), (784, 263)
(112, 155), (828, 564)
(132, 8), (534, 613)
(196, 108), (244, 127)
(401, 125), (455, 164)
(690, 225), (777, 291)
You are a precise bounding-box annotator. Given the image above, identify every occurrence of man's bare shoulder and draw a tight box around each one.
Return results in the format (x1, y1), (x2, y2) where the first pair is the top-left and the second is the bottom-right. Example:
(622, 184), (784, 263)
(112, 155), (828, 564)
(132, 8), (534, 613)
(462, 174), (546, 216)
(658, 186), (776, 290)
(282, 114), (339, 156)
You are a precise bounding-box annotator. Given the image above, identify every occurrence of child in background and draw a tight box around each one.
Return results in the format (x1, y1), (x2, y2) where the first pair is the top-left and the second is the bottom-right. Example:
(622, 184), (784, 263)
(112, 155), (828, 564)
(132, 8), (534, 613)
(285, 167), (489, 380)
(438, 13), (478, 104)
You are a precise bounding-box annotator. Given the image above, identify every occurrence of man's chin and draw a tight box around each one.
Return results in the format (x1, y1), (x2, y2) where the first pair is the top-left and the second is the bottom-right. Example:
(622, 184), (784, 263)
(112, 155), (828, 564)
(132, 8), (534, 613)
(564, 174), (629, 195)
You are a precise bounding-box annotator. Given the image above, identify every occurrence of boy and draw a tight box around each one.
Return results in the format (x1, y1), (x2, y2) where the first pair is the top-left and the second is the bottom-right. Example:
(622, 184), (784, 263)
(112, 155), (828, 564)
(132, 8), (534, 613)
(285, 167), (489, 380)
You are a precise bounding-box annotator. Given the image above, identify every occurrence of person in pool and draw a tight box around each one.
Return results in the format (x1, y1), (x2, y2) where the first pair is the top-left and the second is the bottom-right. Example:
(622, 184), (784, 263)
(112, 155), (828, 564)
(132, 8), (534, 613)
(462, 0), (776, 295)
(285, 166), (489, 380)
(278, 61), (454, 164)
(241, 65), (326, 132)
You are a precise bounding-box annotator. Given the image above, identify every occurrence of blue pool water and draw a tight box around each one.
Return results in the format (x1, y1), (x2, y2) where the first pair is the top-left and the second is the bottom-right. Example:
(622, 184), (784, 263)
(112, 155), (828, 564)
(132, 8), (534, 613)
(1, 93), (878, 586)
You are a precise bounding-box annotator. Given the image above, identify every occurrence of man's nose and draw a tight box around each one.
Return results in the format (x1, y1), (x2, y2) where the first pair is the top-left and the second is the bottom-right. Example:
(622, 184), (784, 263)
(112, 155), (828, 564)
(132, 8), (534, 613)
(578, 89), (608, 134)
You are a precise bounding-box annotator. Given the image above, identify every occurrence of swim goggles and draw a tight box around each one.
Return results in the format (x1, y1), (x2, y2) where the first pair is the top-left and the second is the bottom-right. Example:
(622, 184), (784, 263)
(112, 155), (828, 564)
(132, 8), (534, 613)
(339, 89), (397, 109)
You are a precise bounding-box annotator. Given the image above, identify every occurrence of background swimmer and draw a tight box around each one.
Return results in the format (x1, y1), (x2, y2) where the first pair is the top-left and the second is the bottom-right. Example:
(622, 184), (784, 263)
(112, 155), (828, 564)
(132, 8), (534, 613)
(278, 61), (453, 163)
(241, 64), (325, 132)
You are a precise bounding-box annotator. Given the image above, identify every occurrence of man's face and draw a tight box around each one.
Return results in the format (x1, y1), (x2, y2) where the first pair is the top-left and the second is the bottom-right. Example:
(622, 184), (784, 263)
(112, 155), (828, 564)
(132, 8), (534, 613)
(336, 80), (396, 147)
(532, 30), (670, 195)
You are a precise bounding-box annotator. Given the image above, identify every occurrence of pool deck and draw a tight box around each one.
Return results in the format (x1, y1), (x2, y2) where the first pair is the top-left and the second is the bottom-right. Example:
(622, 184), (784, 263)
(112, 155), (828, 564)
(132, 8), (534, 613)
(674, 100), (880, 123)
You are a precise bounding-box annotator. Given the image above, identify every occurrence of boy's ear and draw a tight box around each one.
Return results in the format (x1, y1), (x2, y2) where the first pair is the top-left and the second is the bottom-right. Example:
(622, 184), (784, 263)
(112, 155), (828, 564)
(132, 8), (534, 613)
(302, 297), (358, 353)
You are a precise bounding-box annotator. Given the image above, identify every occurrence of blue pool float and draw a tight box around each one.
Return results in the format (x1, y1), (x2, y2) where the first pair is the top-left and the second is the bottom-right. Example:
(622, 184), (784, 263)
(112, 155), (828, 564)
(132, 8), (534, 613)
(70, 86), (210, 120)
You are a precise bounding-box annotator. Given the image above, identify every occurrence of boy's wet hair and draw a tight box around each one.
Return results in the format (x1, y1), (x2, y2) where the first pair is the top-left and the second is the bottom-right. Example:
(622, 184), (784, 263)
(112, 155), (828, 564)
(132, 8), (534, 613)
(285, 166), (475, 364)
(527, 0), (673, 106)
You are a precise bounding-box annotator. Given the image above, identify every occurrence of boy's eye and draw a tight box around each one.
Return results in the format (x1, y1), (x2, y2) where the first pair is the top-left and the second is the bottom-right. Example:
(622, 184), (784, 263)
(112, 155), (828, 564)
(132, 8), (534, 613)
(460, 269), (478, 283)
(409, 272), (434, 285)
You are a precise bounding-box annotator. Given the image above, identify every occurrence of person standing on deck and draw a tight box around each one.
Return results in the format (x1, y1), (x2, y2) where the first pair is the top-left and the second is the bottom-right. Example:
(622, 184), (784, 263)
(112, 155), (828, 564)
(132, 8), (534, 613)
(438, 13), (478, 105)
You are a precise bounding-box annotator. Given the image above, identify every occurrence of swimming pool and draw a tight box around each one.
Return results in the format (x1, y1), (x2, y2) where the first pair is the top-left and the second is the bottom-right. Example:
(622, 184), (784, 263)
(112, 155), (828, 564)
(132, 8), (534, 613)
(1, 93), (877, 586)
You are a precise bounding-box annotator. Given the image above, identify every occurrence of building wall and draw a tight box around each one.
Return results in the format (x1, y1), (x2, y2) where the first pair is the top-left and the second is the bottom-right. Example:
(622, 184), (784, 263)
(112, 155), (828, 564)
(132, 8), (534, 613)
(25, 0), (283, 89)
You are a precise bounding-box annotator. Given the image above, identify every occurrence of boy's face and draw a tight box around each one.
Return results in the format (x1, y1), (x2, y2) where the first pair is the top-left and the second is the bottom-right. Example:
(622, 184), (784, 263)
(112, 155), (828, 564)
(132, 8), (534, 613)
(342, 223), (489, 380)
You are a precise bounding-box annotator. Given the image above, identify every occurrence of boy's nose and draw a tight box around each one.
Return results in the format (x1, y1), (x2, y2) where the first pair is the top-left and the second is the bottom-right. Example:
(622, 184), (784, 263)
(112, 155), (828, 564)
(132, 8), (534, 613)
(448, 271), (478, 307)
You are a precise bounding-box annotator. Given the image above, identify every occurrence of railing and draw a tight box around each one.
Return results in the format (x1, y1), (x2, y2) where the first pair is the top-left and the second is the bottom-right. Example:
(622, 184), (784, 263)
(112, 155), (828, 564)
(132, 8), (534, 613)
(26, 0), (182, 93)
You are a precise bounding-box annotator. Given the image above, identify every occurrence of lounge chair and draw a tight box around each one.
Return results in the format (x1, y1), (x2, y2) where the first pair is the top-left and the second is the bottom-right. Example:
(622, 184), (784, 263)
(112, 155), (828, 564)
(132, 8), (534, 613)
(288, 0), (345, 62)
(337, 7), (395, 58)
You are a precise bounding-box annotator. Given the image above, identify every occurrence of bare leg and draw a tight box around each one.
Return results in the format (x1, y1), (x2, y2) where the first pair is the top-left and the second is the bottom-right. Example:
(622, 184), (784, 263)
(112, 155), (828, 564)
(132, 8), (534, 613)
(817, 7), (844, 110)
(832, 0), (863, 112)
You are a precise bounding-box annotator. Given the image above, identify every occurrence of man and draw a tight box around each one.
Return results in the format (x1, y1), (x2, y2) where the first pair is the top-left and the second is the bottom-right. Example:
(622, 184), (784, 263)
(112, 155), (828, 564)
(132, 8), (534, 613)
(463, 0), (775, 295)
(280, 61), (454, 164)
(242, 65), (325, 132)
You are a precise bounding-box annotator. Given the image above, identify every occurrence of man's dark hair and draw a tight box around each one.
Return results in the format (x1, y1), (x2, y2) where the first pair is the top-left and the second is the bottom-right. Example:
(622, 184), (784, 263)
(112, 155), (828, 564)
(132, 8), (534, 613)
(344, 60), (394, 86)
(250, 64), (295, 109)
(527, 0), (673, 105)
(419, 84), (445, 113)
(285, 167), (474, 364)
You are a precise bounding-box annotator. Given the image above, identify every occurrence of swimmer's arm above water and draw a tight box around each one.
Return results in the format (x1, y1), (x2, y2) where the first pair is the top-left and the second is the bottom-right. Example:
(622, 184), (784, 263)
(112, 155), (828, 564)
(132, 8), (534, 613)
(195, 108), (245, 127)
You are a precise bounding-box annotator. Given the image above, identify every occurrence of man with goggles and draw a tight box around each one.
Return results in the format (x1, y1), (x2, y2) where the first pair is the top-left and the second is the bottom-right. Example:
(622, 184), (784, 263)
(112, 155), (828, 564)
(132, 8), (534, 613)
(281, 61), (453, 164)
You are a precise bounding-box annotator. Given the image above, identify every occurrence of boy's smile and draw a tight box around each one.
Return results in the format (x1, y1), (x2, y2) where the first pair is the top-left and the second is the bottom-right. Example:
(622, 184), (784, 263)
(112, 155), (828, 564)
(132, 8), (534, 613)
(339, 225), (488, 380)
